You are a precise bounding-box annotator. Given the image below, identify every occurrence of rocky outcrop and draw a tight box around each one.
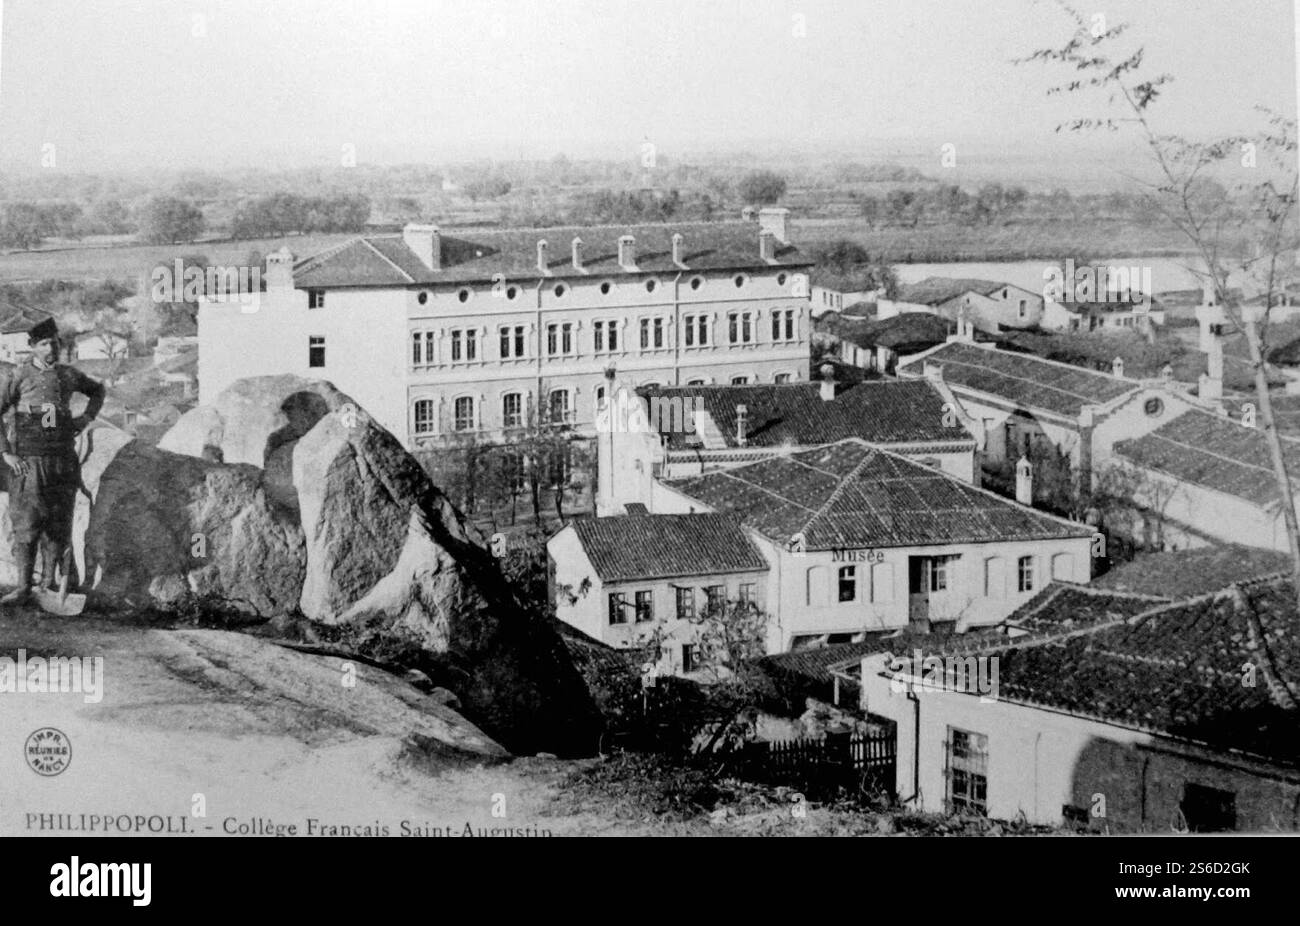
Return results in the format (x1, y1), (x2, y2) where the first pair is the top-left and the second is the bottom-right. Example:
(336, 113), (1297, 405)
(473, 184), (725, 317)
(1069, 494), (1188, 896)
(147, 375), (601, 756)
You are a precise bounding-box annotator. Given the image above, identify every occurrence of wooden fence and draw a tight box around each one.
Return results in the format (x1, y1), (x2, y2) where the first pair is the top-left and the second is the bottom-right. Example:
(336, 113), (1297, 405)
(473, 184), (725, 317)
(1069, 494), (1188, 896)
(733, 728), (896, 801)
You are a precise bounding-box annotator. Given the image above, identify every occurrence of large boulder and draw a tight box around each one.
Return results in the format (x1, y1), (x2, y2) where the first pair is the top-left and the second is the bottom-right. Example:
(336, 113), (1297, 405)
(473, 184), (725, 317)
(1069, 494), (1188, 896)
(146, 376), (602, 756)
(85, 441), (305, 616)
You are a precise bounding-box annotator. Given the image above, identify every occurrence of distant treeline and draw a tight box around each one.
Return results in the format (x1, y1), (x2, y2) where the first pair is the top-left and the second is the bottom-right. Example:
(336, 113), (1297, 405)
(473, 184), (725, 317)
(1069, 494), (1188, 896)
(229, 192), (371, 239)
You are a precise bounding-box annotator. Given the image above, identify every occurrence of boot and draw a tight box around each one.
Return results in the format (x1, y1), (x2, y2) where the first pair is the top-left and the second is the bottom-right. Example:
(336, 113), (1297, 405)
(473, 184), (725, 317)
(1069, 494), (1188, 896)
(39, 538), (60, 591)
(1, 538), (38, 605)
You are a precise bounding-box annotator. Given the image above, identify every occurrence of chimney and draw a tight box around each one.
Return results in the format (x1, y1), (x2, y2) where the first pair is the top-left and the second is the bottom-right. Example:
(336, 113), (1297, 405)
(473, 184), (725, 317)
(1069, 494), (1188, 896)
(403, 223), (441, 271)
(537, 239), (549, 273)
(736, 404), (748, 446)
(759, 231), (777, 262)
(820, 362), (836, 401)
(672, 233), (685, 266)
(1200, 336), (1224, 400)
(1111, 357), (1124, 378)
(572, 237), (584, 271)
(618, 234), (636, 270)
(266, 247), (295, 290)
(758, 207), (789, 243)
(1015, 457), (1033, 506)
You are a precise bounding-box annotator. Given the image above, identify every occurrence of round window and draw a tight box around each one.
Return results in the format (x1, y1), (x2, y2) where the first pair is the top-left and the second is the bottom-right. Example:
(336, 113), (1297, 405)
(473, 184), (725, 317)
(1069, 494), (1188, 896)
(600, 281), (612, 295)
(554, 284), (566, 298)
(646, 279), (657, 293)
(690, 276), (703, 291)
(1144, 397), (1164, 418)
(777, 273), (788, 286)
(506, 286), (519, 300)
(418, 291), (429, 305)
(734, 274), (746, 288)
(457, 289), (470, 303)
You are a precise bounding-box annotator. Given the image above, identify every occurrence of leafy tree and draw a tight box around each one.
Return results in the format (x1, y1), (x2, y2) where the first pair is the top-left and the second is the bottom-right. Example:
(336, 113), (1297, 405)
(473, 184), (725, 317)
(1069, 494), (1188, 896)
(737, 170), (788, 205)
(136, 195), (206, 244)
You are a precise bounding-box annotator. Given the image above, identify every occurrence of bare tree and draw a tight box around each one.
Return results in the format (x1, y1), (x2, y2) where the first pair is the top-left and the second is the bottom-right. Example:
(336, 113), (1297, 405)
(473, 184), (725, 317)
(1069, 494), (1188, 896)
(1020, 3), (1300, 603)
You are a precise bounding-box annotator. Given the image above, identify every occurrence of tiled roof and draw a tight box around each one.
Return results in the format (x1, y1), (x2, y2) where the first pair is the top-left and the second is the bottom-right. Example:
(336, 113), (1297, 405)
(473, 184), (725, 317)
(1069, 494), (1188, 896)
(924, 577), (1300, 762)
(669, 439), (1092, 550)
(896, 277), (1017, 306)
(1113, 409), (1300, 507)
(1002, 582), (1172, 635)
(639, 380), (973, 453)
(293, 221), (811, 287)
(820, 312), (955, 351)
(0, 303), (54, 336)
(898, 341), (1139, 418)
(1093, 545), (1291, 598)
(570, 514), (769, 583)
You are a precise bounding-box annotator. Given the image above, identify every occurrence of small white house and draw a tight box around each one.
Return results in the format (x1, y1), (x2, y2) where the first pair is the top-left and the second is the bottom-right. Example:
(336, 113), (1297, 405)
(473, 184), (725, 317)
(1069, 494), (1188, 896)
(549, 513), (770, 675)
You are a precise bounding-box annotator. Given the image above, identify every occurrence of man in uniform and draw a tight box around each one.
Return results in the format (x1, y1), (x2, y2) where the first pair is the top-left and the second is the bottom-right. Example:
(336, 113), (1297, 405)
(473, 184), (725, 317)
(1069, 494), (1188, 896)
(0, 317), (104, 605)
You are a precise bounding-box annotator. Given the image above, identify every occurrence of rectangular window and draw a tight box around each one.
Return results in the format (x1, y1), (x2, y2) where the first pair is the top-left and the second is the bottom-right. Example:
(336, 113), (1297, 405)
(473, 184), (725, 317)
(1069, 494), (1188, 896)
(738, 583), (756, 605)
(424, 332), (434, 364)
(984, 557), (1005, 599)
(547, 324), (558, 356)
(308, 336), (325, 368)
(1018, 299), (1028, 318)
(684, 318), (695, 347)
(634, 590), (653, 623)
(594, 321), (605, 353)
(548, 390), (570, 425)
(681, 644), (697, 674)
(931, 555), (956, 592)
(640, 318), (650, 350)
(500, 325), (525, 359)
(784, 310), (795, 341)
(451, 330), (463, 362)
(308, 290), (325, 309)
(838, 566), (857, 602)
(705, 585), (724, 613)
(608, 593), (627, 625)
(502, 393), (523, 429)
(730, 376), (749, 385)
(561, 323), (573, 355)
(728, 312), (753, 345)
(771, 309), (795, 342)
(465, 330), (476, 361)
(697, 316), (709, 345)
(947, 728), (988, 816)
(653, 317), (664, 348)
(676, 586), (695, 620)
(411, 331), (423, 366)
(1018, 555), (1035, 592)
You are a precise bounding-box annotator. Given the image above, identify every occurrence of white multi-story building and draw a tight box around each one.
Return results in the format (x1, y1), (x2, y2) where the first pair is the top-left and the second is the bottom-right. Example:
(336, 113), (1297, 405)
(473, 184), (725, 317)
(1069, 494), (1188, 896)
(198, 210), (813, 448)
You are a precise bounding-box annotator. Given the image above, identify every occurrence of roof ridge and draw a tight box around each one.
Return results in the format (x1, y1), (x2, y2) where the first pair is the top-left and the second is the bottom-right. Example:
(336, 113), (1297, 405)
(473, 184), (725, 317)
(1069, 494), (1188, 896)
(360, 238), (415, 283)
(797, 446), (882, 540)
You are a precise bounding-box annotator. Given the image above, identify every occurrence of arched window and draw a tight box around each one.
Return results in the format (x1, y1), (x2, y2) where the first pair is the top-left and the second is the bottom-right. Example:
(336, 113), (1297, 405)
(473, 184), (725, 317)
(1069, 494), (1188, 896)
(413, 399), (436, 435)
(453, 396), (475, 432)
(502, 392), (523, 429)
(548, 389), (571, 425)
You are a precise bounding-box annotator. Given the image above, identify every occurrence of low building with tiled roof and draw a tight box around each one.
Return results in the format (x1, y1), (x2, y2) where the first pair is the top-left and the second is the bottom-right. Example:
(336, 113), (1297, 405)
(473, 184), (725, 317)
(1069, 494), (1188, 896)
(818, 311), (958, 375)
(549, 513), (770, 675)
(1110, 408), (1300, 552)
(596, 373), (980, 501)
(851, 574), (1300, 830)
(882, 277), (1045, 334)
(198, 209), (813, 449)
(642, 438), (1094, 650)
(898, 336), (1205, 476)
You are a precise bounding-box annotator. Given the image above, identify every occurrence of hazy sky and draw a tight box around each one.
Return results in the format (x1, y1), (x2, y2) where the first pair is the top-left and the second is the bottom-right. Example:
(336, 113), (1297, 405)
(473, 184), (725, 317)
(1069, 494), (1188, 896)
(0, 0), (1295, 171)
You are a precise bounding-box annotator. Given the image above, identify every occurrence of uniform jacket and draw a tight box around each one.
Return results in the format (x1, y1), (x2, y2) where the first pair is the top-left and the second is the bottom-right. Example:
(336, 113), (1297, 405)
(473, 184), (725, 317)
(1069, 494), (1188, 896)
(0, 358), (105, 457)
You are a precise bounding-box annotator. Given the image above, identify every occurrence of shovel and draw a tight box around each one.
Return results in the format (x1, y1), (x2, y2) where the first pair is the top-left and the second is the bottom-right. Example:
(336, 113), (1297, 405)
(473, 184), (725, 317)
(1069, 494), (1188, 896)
(35, 547), (86, 617)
